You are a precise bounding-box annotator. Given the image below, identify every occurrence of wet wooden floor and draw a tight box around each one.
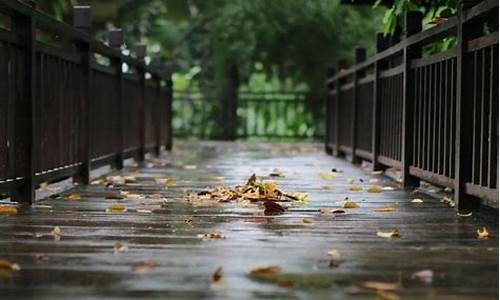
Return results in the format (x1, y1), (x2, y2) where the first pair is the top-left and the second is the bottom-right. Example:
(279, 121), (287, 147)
(0, 141), (498, 299)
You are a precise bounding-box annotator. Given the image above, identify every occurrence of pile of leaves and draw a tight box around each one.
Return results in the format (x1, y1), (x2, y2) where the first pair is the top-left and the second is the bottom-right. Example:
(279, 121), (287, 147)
(185, 174), (307, 205)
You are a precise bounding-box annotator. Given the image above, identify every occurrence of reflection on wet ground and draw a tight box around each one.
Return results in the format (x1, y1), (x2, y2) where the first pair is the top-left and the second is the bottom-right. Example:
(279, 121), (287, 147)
(0, 141), (497, 299)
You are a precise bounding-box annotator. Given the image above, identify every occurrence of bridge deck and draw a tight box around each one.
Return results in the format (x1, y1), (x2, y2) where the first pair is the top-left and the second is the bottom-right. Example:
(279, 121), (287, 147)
(0, 141), (497, 299)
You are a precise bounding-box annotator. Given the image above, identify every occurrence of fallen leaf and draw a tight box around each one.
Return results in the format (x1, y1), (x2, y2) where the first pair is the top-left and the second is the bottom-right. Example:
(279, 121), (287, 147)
(374, 206), (395, 212)
(0, 205), (18, 215)
(477, 227), (489, 239)
(327, 249), (341, 260)
(133, 262), (156, 274)
(184, 216), (193, 224)
(332, 209), (345, 214)
(318, 172), (336, 180)
(183, 165), (197, 170)
(0, 258), (20, 271)
(347, 178), (355, 184)
(367, 186), (384, 193)
(212, 267), (223, 282)
(411, 269), (434, 283)
(136, 209), (152, 214)
(51, 226), (62, 241)
(164, 178), (176, 187)
(371, 170), (384, 175)
(457, 211), (472, 217)
(349, 185), (363, 192)
(249, 266), (281, 277)
(341, 200), (359, 209)
(106, 203), (127, 213)
(149, 193), (164, 199)
(263, 201), (285, 215)
(411, 198), (424, 203)
(124, 176), (137, 184)
(321, 185), (332, 190)
(66, 194), (80, 201)
(113, 242), (129, 253)
(376, 229), (400, 239)
(361, 281), (399, 291)
(199, 231), (226, 240)
(441, 196), (455, 208)
(35, 205), (52, 209)
(302, 217), (313, 224)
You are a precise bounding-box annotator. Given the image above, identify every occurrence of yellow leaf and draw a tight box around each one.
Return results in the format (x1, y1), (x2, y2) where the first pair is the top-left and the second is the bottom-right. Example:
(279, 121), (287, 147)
(377, 229), (400, 239)
(477, 227), (489, 239)
(321, 185), (332, 190)
(361, 281), (399, 291)
(441, 196), (455, 208)
(0, 258), (20, 271)
(341, 200), (359, 209)
(302, 217), (313, 224)
(264, 181), (277, 193)
(66, 194), (81, 201)
(35, 205), (52, 209)
(106, 203), (127, 213)
(248, 266), (281, 277)
(292, 192), (309, 203)
(371, 170), (384, 175)
(373, 206), (395, 212)
(164, 178), (176, 187)
(198, 231), (226, 240)
(51, 226), (62, 241)
(457, 211), (472, 217)
(349, 185), (363, 192)
(318, 172), (336, 180)
(367, 186), (384, 193)
(347, 178), (355, 184)
(0, 206), (18, 215)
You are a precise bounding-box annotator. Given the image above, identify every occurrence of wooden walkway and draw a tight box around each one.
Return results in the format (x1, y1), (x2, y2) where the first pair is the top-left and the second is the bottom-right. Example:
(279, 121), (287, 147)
(0, 141), (497, 299)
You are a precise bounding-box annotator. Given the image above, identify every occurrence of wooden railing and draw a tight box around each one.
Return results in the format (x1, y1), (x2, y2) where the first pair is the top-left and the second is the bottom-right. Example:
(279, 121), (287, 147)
(325, 0), (498, 209)
(173, 90), (325, 139)
(0, 1), (172, 204)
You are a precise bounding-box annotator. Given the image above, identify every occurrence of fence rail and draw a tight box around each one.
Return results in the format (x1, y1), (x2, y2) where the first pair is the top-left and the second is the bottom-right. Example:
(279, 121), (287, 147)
(0, 1), (172, 204)
(173, 90), (325, 140)
(325, 0), (498, 209)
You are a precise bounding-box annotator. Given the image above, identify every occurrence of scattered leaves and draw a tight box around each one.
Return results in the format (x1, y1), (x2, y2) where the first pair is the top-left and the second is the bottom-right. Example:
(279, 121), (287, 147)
(360, 281), (399, 291)
(373, 206), (395, 212)
(376, 229), (400, 239)
(340, 199), (359, 209)
(212, 267), (223, 282)
(199, 231), (226, 240)
(477, 227), (489, 239)
(51, 226), (62, 241)
(318, 172), (336, 180)
(441, 196), (455, 208)
(367, 186), (384, 193)
(66, 194), (81, 201)
(0, 205), (18, 215)
(106, 203), (127, 213)
(133, 262), (156, 274)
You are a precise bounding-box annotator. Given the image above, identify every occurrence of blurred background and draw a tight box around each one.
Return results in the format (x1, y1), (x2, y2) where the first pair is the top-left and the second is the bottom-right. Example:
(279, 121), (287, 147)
(33, 0), (457, 140)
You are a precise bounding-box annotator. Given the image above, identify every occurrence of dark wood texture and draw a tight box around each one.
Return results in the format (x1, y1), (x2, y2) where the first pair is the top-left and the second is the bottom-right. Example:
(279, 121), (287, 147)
(0, 1), (172, 203)
(325, 0), (498, 208)
(0, 141), (497, 299)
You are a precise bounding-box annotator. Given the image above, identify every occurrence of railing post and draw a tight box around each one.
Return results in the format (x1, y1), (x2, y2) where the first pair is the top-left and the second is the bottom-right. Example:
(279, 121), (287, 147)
(372, 33), (391, 171)
(134, 44), (147, 162)
(352, 47), (366, 164)
(401, 11), (422, 188)
(11, 1), (36, 204)
(335, 59), (348, 158)
(109, 29), (124, 169)
(325, 66), (335, 154)
(165, 69), (173, 150)
(153, 74), (162, 156)
(72, 6), (92, 185)
(455, 0), (482, 210)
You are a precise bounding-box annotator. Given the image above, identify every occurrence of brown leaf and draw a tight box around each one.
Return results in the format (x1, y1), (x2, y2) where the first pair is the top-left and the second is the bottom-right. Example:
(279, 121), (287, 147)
(212, 266), (223, 282)
(105, 193), (124, 200)
(106, 203), (127, 213)
(302, 217), (313, 224)
(263, 201), (285, 215)
(164, 178), (176, 187)
(367, 186), (384, 193)
(113, 242), (129, 253)
(0, 258), (20, 271)
(248, 266), (281, 277)
(341, 200), (359, 209)
(0, 205), (18, 215)
(361, 281), (399, 291)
